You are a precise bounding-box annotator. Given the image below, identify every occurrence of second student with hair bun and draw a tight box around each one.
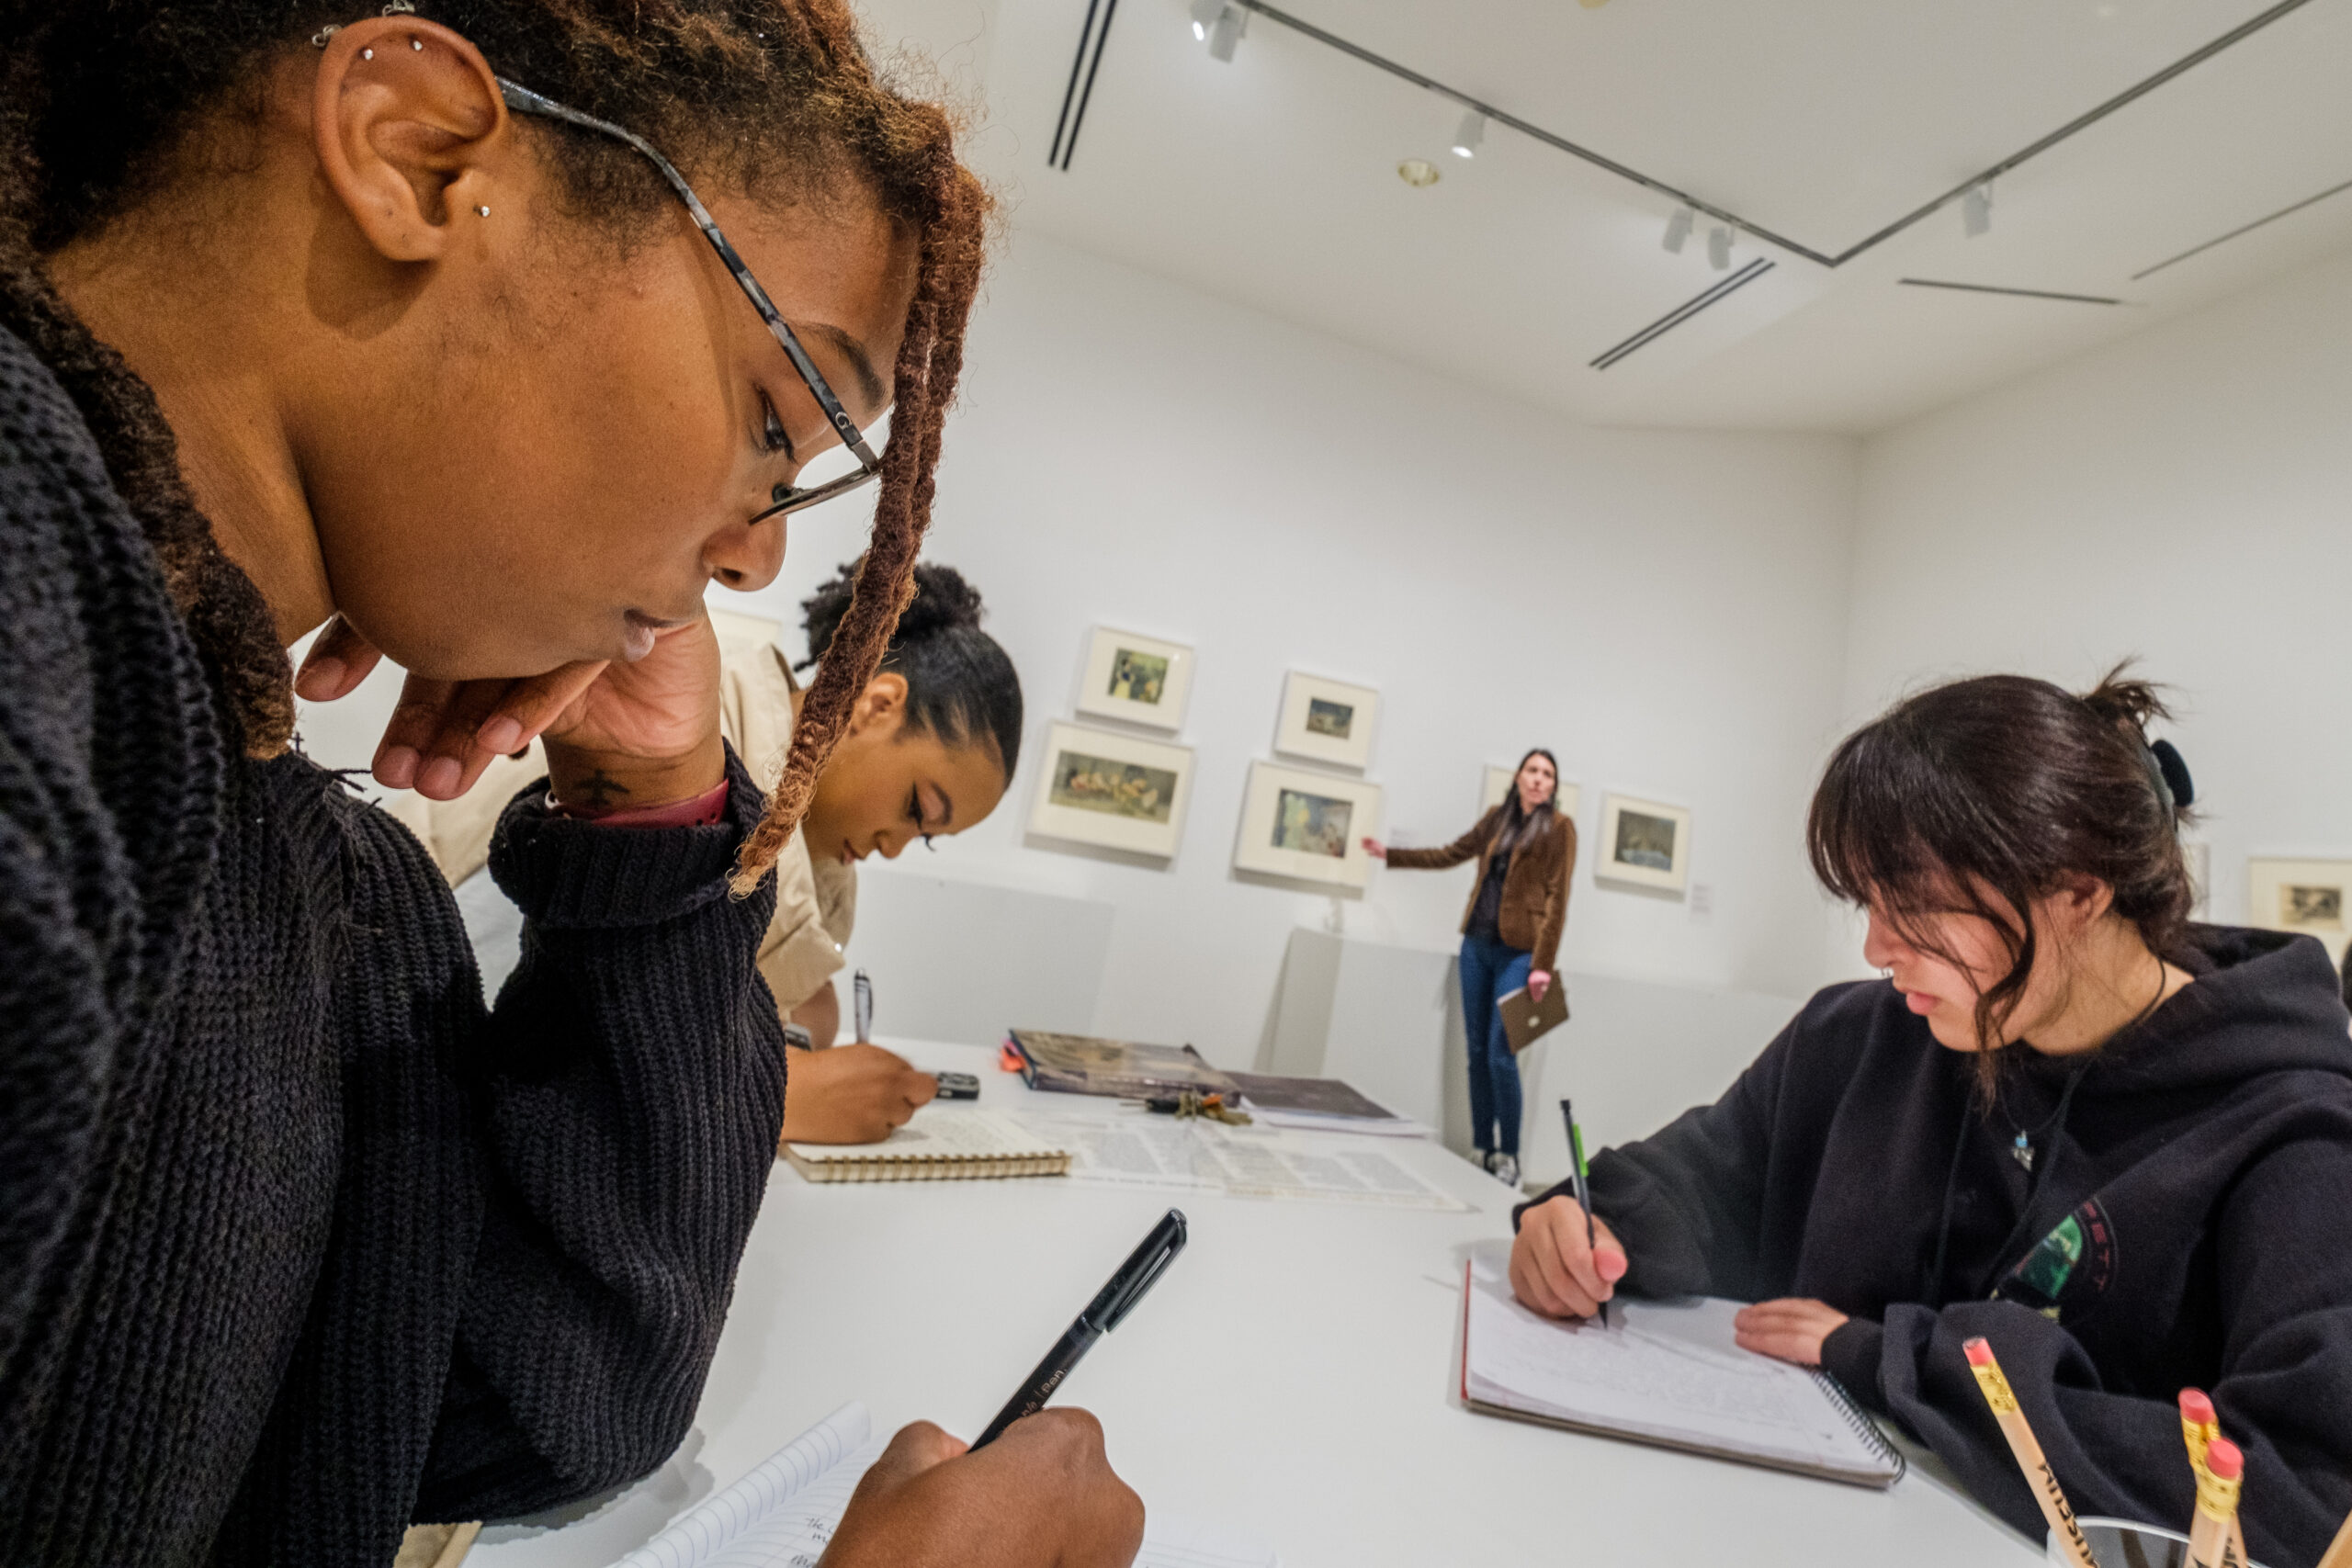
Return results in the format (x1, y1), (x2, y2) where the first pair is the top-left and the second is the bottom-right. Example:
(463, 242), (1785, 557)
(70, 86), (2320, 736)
(406, 559), (1023, 1145)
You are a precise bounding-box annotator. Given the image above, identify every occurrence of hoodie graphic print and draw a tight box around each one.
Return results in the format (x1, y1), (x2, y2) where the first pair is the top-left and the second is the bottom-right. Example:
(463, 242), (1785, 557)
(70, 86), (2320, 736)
(1520, 928), (2352, 1566)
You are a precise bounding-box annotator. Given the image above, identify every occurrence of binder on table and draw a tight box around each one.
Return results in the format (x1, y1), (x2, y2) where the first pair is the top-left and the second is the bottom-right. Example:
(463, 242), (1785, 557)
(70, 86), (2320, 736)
(1459, 1248), (1905, 1489)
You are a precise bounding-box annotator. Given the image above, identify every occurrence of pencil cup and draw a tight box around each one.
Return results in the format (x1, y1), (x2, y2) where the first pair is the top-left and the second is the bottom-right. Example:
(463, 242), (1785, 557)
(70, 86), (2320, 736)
(2054, 1518), (2268, 1568)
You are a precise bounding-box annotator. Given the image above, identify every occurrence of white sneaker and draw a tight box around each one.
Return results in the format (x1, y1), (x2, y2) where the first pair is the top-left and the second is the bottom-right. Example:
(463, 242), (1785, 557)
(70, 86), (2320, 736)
(1489, 1153), (1520, 1188)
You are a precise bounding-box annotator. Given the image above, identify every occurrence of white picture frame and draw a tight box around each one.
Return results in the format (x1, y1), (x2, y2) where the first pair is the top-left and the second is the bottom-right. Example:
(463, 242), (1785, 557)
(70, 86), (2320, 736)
(1596, 792), (1691, 893)
(1073, 626), (1194, 731)
(1481, 761), (1581, 823)
(2247, 856), (2352, 969)
(1273, 672), (1379, 769)
(1232, 761), (1382, 889)
(1027, 721), (1194, 859)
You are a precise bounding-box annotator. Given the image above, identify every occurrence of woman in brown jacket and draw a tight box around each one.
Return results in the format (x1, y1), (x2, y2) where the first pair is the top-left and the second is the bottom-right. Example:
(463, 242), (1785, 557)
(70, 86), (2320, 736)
(1365, 750), (1577, 1186)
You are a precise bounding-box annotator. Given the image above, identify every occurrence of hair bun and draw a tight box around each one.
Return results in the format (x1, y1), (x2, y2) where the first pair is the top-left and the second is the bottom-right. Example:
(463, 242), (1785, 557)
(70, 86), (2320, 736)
(799, 557), (987, 667)
(2150, 739), (2195, 811)
(893, 561), (986, 639)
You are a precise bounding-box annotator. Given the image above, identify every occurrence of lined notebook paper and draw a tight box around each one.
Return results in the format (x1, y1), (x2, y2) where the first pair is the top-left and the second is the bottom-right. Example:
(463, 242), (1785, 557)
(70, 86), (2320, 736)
(782, 1107), (1070, 1183)
(1460, 1248), (1905, 1488)
(614, 1404), (1277, 1568)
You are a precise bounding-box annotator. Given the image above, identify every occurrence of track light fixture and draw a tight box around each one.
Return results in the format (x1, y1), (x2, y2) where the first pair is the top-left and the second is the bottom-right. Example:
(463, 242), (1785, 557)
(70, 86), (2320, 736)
(1962, 183), (1993, 238)
(1190, 0), (1220, 41)
(1707, 224), (1732, 270)
(1206, 2), (1246, 62)
(1662, 206), (1694, 254)
(1451, 109), (1486, 159)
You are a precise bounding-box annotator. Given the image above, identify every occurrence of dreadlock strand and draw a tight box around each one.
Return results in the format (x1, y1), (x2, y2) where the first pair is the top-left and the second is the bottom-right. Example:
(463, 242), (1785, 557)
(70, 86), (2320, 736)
(729, 141), (984, 894)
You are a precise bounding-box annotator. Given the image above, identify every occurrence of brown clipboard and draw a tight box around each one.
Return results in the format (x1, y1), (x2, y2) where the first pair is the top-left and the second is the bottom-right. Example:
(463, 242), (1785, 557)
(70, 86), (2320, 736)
(1497, 982), (1569, 1054)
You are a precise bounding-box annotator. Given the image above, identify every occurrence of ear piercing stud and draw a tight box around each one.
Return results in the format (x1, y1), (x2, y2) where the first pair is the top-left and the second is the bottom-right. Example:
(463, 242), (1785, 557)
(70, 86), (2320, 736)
(475, 206), (491, 218)
(361, 47), (374, 59)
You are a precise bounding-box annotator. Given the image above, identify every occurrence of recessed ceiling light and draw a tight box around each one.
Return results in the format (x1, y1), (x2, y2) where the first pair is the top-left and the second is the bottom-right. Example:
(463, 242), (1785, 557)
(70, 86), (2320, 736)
(1397, 159), (1441, 187)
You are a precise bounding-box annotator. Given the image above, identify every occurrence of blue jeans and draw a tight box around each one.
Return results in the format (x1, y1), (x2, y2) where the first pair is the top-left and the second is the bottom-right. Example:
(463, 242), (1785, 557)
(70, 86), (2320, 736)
(1457, 932), (1532, 1157)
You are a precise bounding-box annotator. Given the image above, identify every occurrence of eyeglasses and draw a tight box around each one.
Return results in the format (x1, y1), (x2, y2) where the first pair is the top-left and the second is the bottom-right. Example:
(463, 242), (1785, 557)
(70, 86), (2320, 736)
(497, 79), (884, 525)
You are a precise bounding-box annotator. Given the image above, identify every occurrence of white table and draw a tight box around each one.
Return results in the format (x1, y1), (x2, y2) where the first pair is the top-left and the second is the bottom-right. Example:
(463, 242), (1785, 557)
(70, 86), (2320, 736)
(473, 1040), (2042, 1568)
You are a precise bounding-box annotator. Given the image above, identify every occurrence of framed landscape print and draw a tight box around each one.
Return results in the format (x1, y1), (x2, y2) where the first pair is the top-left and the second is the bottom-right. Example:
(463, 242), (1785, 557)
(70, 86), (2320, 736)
(1074, 626), (1194, 730)
(2247, 856), (2352, 969)
(1596, 793), (1691, 893)
(1028, 721), (1194, 859)
(1232, 761), (1382, 889)
(1482, 762), (1581, 823)
(1272, 672), (1379, 768)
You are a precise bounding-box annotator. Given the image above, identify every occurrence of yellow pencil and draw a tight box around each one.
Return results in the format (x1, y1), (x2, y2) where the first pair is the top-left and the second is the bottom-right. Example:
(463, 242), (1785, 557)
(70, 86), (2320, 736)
(2188, 1438), (2244, 1568)
(2316, 1504), (2352, 1568)
(2178, 1389), (2249, 1567)
(1964, 1337), (2099, 1568)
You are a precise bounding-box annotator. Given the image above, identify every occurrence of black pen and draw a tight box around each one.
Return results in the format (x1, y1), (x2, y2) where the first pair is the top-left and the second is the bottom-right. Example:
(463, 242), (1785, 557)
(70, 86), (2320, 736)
(970, 1209), (1188, 1450)
(853, 968), (873, 1044)
(1561, 1099), (1609, 1329)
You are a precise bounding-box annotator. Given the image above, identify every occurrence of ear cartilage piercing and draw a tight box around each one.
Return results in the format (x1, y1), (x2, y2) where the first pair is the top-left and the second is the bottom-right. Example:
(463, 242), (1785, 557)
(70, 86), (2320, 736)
(475, 206), (491, 218)
(411, 38), (424, 51)
(311, 24), (340, 46)
(361, 47), (374, 59)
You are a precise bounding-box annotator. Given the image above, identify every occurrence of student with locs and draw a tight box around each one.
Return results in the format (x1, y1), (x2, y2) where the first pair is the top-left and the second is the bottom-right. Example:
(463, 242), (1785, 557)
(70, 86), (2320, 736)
(0, 5), (1139, 1565)
(407, 560), (1023, 1145)
(1364, 748), (1577, 1187)
(1510, 671), (2352, 1567)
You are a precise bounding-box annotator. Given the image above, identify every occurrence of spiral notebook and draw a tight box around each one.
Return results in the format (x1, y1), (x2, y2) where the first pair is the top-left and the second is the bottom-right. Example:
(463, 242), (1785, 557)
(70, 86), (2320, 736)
(781, 1107), (1070, 1183)
(612, 1402), (1277, 1568)
(1459, 1247), (1905, 1488)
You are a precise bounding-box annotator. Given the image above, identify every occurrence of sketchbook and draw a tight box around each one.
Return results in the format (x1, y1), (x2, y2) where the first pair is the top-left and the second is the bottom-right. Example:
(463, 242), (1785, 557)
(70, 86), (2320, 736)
(781, 1107), (1070, 1183)
(1459, 1247), (1905, 1488)
(612, 1402), (1278, 1568)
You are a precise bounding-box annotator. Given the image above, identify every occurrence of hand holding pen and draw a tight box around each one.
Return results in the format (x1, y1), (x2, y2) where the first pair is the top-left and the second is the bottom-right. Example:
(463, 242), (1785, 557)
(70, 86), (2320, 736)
(819, 1211), (1185, 1568)
(1510, 1106), (1628, 1324)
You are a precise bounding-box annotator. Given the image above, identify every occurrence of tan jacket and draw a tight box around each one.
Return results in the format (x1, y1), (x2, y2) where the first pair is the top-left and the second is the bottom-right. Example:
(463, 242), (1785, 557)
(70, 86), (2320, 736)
(1386, 806), (1577, 971)
(390, 608), (855, 1012)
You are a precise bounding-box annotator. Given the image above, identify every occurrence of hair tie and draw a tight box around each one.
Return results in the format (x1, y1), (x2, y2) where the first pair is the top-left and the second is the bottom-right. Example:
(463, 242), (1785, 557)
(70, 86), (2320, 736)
(2147, 738), (2194, 814)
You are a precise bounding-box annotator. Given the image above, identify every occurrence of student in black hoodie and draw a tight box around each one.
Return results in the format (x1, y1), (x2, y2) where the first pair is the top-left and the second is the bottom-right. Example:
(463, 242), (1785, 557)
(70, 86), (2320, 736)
(1513, 671), (2352, 1567)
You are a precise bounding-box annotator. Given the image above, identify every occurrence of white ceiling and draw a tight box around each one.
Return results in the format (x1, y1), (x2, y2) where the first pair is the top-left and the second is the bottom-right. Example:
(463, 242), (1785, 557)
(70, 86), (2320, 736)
(857, 0), (2352, 434)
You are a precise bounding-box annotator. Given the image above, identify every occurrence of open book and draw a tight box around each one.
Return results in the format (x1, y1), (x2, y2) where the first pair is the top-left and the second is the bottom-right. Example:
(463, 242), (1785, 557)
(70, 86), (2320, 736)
(1460, 1247), (1904, 1488)
(782, 1107), (1070, 1183)
(613, 1402), (1278, 1568)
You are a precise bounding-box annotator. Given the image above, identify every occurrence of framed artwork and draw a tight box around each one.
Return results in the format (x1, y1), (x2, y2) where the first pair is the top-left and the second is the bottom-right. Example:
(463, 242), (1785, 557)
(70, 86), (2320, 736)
(1273, 672), (1379, 769)
(1232, 761), (1383, 889)
(1028, 721), (1193, 858)
(1596, 793), (1691, 893)
(1482, 762), (1582, 823)
(2247, 857), (2352, 968)
(1074, 627), (1194, 730)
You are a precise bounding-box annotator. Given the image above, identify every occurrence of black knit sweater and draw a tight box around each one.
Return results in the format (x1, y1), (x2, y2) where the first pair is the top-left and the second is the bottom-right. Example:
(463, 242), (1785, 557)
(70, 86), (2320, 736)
(0, 324), (788, 1564)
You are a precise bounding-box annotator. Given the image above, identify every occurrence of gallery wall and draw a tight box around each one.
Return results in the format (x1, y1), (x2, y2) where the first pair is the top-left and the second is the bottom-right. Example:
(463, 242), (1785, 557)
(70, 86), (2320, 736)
(1838, 247), (2352, 976)
(717, 230), (1860, 1060)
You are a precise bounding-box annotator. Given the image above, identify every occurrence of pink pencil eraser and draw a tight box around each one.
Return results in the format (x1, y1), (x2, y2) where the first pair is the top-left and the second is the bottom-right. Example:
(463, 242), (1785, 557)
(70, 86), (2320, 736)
(2205, 1438), (2243, 1481)
(1963, 1337), (1995, 1367)
(2179, 1389), (2216, 1424)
